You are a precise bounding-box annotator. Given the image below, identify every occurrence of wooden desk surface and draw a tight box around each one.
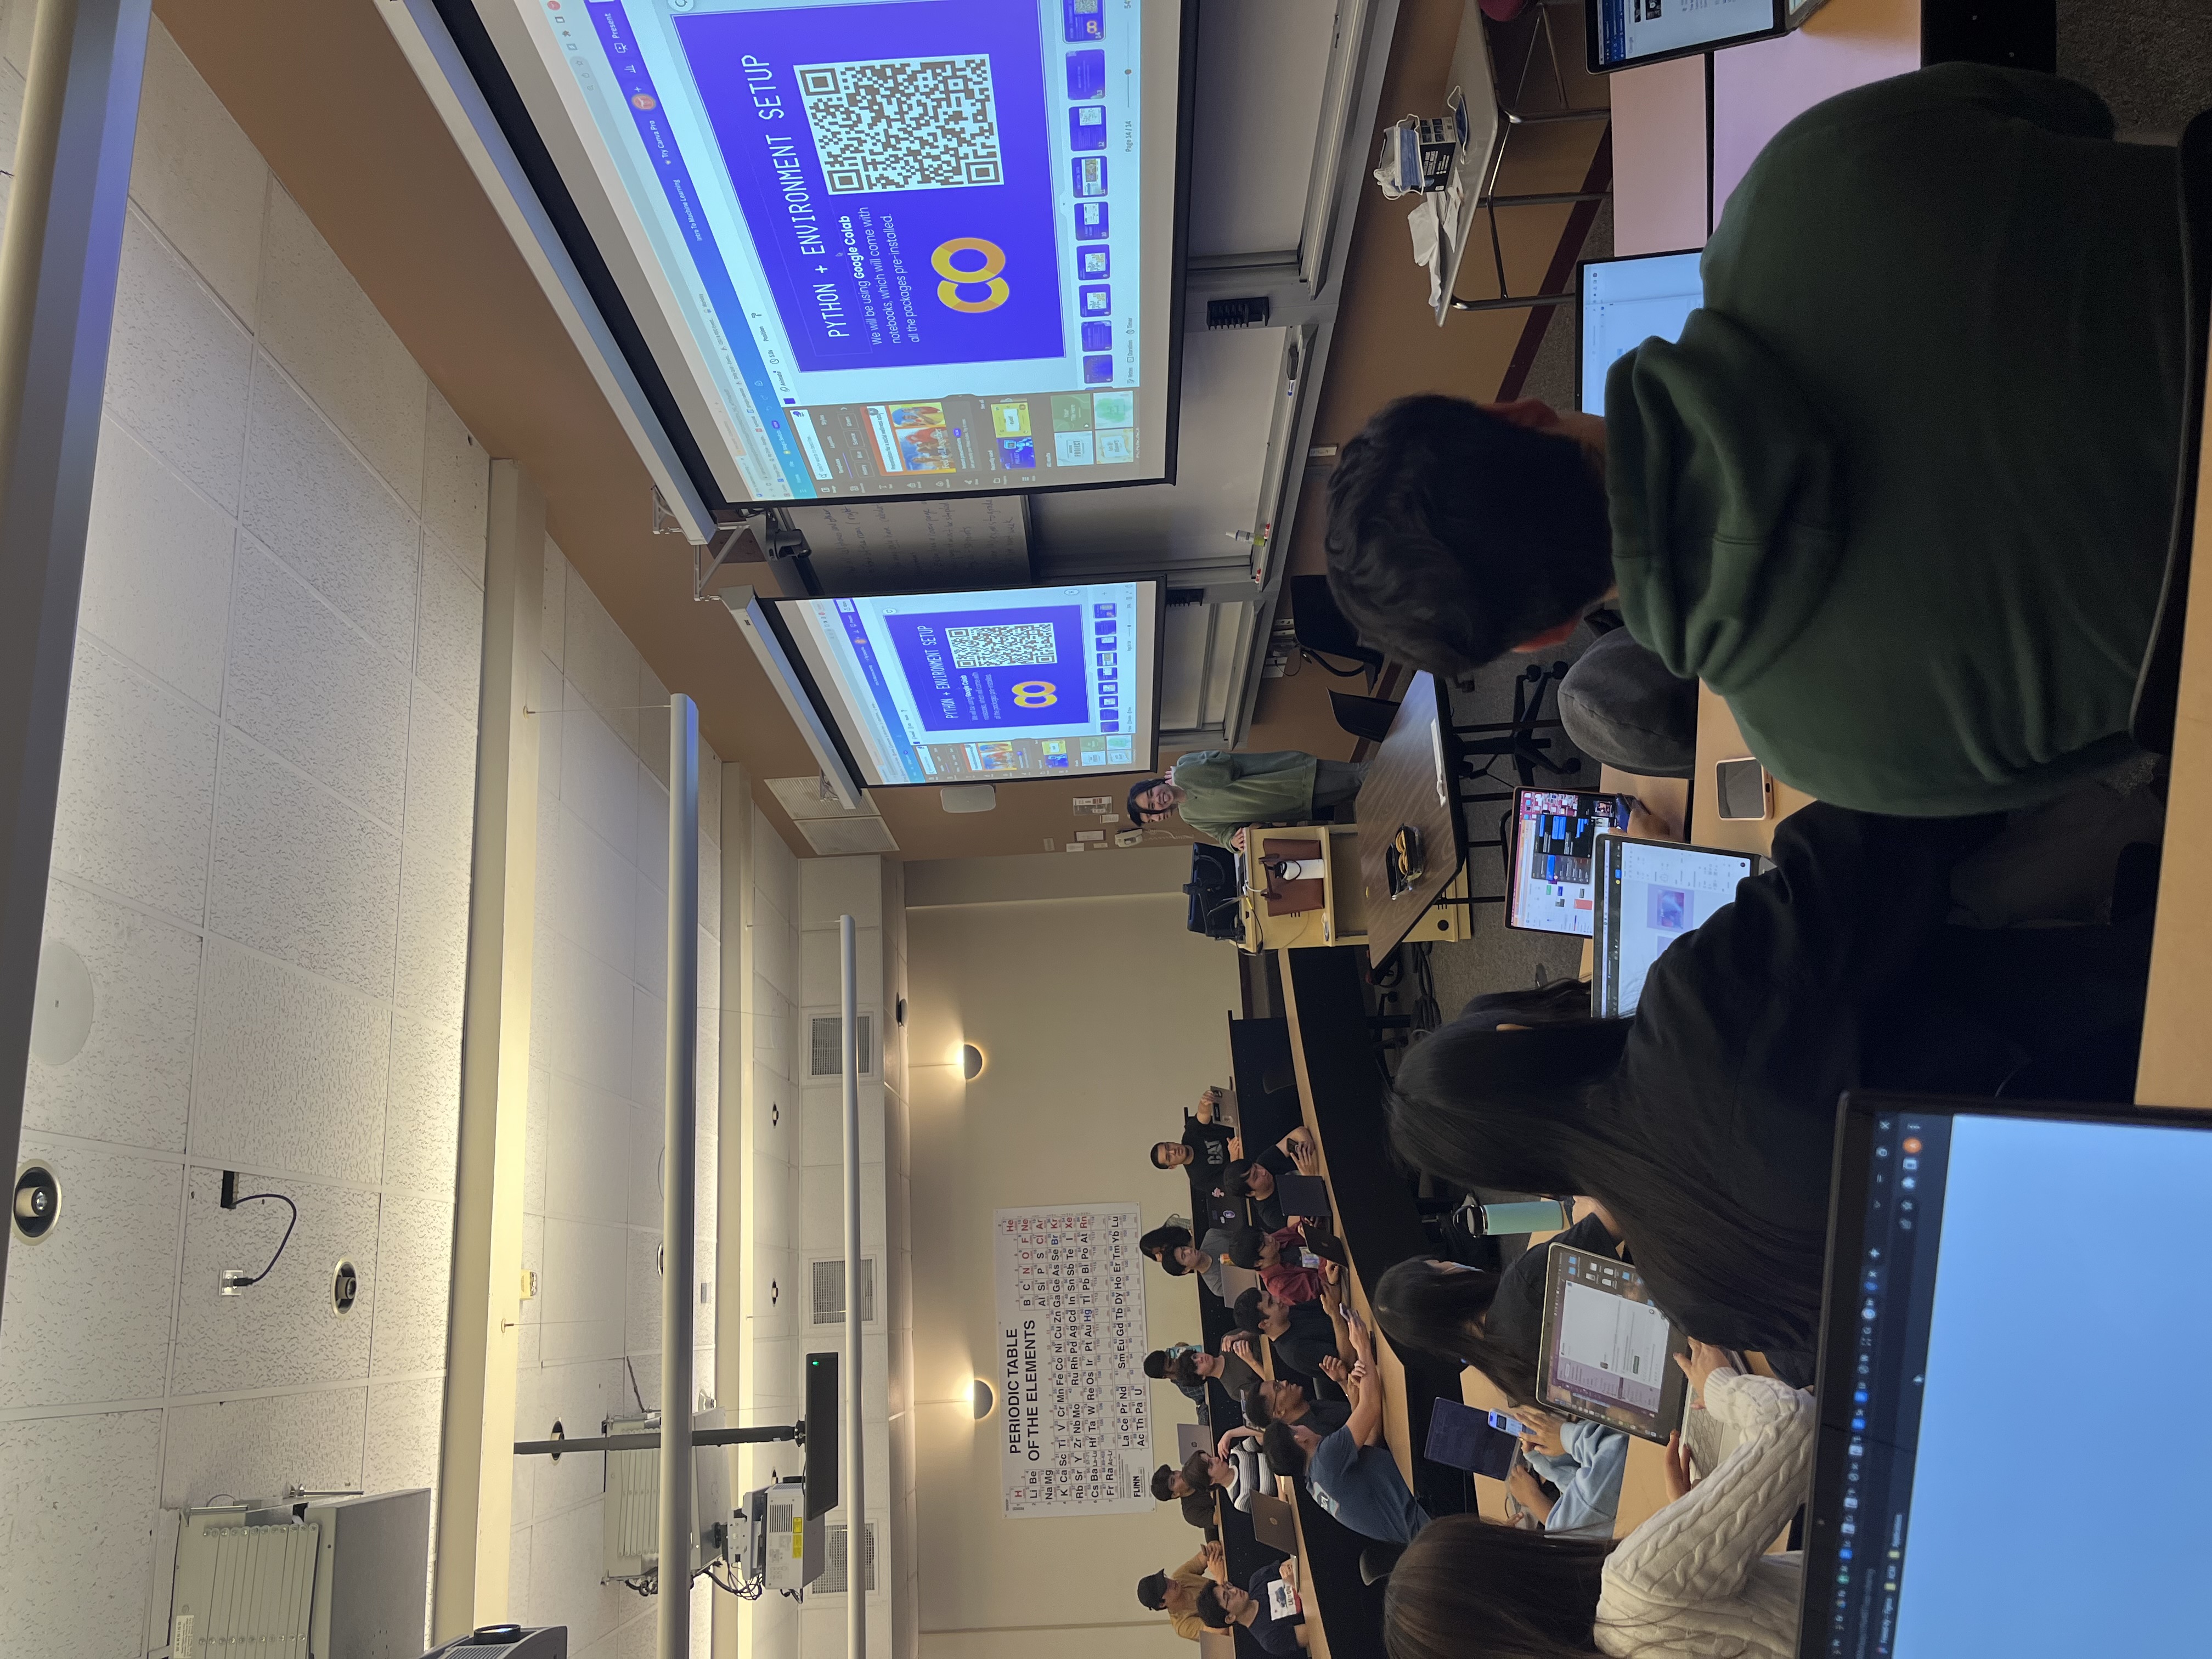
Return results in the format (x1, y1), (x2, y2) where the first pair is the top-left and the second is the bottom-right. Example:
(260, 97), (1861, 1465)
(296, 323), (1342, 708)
(1357, 673), (1465, 961)
(2140, 337), (2212, 1107)
(1690, 683), (1815, 854)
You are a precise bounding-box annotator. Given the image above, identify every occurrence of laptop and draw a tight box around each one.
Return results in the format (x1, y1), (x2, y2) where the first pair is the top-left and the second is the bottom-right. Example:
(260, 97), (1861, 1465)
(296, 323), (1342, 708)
(1505, 788), (1637, 936)
(1249, 1490), (1301, 1554)
(1578, 251), (1703, 416)
(1591, 834), (1768, 1017)
(1805, 1092), (2212, 1657)
(1534, 1243), (1690, 1444)
(1583, 0), (1786, 74)
(1176, 1422), (1211, 1463)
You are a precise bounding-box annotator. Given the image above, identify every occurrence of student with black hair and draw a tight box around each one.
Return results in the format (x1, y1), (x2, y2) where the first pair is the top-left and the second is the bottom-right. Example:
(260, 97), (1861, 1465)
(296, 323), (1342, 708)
(1386, 803), (2153, 1368)
(1141, 1222), (1238, 1300)
(1152, 1089), (1238, 1202)
(1261, 1308), (1428, 1545)
(1223, 1223), (1325, 1305)
(1136, 1541), (1228, 1643)
(1224, 1124), (1323, 1232)
(1227, 1282), (1352, 1402)
(1381, 1342), (1812, 1659)
(1218, 1374), (1350, 1446)
(1196, 1562), (1308, 1655)
(1170, 1344), (1260, 1407)
(1325, 65), (2185, 819)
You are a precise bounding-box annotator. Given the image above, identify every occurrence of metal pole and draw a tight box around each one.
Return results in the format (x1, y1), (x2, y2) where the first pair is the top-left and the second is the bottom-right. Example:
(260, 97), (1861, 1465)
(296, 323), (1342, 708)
(512, 1425), (794, 1458)
(841, 913), (866, 1657)
(661, 694), (701, 1657)
(0, 0), (149, 1315)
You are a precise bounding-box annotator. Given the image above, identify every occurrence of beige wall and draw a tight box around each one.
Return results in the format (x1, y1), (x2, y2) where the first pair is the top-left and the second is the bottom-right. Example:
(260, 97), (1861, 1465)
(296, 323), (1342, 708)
(906, 889), (1240, 1656)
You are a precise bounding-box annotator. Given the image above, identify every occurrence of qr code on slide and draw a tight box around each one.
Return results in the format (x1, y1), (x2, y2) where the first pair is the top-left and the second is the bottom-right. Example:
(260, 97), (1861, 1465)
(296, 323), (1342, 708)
(796, 57), (1003, 195)
(945, 623), (1057, 669)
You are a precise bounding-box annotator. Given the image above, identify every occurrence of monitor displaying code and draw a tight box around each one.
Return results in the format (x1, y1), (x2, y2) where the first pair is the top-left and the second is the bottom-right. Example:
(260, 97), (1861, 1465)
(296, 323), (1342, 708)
(1580, 249), (1703, 413)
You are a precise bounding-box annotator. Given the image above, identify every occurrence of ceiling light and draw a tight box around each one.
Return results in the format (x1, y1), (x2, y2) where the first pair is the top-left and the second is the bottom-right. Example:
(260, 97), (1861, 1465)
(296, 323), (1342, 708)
(961, 1043), (985, 1081)
(972, 1379), (996, 1420)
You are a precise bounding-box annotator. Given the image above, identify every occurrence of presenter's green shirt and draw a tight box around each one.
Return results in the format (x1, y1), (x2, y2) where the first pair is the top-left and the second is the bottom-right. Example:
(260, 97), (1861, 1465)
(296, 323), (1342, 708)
(1609, 65), (2183, 816)
(1171, 749), (1319, 845)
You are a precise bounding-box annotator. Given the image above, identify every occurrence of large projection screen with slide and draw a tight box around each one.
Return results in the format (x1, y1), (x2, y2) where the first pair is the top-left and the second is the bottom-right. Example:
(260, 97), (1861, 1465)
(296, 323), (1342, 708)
(439, 0), (1194, 507)
(755, 579), (1160, 786)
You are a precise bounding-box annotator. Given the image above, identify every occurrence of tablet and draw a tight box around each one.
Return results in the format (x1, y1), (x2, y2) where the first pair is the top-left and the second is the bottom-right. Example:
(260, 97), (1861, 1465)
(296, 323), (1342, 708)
(1591, 833), (1765, 1017)
(1584, 0), (1787, 74)
(1536, 1243), (1690, 1443)
(1424, 1397), (1521, 1480)
(1506, 788), (1636, 936)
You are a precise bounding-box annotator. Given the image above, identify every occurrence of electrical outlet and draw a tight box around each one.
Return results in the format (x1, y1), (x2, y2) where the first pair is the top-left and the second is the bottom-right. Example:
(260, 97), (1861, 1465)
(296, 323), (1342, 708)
(218, 1269), (251, 1296)
(520, 1268), (538, 1301)
(219, 1170), (239, 1209)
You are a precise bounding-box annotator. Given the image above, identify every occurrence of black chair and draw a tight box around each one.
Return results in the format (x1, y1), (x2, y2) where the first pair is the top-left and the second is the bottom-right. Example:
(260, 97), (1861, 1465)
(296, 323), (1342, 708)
(2132, 109), (2212, 754)
(1329, 690), (1401, 744)
(1184, 843), (1242, 941)
(1291, 574), (1384, 685)
(1456, 661), (1581, 788)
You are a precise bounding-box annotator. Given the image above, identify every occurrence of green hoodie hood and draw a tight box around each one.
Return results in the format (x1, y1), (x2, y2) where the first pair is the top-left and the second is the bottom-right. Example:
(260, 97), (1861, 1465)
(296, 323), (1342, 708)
(1606, 309), (1848, 696)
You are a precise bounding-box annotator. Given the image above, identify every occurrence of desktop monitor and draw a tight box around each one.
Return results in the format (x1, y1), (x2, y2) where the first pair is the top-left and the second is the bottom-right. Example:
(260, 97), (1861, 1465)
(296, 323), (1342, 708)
(1583, 0), (1786, 72)
(431, 0), (1196, 507)
(753, 578), (1161, 786)
(1577, 249), (1703, 415)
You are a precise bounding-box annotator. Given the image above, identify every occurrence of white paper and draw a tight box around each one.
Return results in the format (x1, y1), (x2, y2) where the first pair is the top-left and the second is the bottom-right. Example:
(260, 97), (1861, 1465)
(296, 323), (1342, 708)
(1431, 716), (1449, 805)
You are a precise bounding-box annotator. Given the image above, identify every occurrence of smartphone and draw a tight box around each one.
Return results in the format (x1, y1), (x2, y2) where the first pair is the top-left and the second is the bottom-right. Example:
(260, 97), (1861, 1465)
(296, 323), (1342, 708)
(1486, 1409), (1527, 1438)
(1299, 1250), (1323, 1269)
(1474, 1198), (1572, 1235)
(1714, 757), (1771, 820)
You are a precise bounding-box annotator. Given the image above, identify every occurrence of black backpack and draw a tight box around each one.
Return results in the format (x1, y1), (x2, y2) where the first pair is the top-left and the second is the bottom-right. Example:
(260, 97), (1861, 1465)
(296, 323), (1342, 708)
(1183, 843), (1242, 941)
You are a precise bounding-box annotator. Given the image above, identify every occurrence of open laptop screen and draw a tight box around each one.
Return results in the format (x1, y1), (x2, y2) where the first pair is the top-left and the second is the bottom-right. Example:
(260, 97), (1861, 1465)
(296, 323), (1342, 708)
(1578, 250), (1702, 414)
(1585, 0), (1786, 72)
(1809, 1096), (2212, 1657)
(1592, 836), (1757, 1016)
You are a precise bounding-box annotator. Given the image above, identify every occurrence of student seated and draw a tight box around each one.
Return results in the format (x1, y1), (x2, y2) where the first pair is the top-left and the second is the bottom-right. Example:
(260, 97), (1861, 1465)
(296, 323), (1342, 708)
(1374, 1207), (1630, 1538)
(1150, 1461), (1224, 1530)
(1382, 1344), (1812, 1659)
(1137, 1542), (1229, 1643)
(1325, 65), (2184, 818)
(1227, 1280), (1354, 1402)
(1221, 1374), (1351, 1444)
(1386, 803), (2153, 1369)
(1153, 1090), (1239, 1198)
(1197, 1561), (1310, 1656)
(1169, 1344), (1261, 1407)
(1261, 1310), (1429, 1545)
(1130, 749), (1367, 847)
(1224, 1222), (1326, 1305)
(1141, 1222), (1238, 1301)
(1145, 1344), (1206, 1404)
(1223, 1126), (1324, 1231)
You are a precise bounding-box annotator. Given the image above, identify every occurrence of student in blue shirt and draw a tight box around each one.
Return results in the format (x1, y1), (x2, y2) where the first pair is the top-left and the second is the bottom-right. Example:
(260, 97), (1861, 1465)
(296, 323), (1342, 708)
(1261, 1308), (1429, 1545)
(1509, 1404), (1630, 1539)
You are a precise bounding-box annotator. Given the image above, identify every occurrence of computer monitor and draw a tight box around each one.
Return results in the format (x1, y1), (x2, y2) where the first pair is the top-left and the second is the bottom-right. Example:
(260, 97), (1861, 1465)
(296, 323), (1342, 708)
(1583, 0), (1786, 73)
(1809, 1094), (2212, 1657)
(1578, 249), (1703, 415)
(431, 0), (1196, 507)
(1590, 834), (1765, 1017)
(753, 579), (1160, 786)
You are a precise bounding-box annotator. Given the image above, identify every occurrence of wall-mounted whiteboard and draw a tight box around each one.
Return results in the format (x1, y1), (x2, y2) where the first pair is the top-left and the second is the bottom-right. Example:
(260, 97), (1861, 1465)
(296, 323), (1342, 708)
(995, 1204), (1153, 1517)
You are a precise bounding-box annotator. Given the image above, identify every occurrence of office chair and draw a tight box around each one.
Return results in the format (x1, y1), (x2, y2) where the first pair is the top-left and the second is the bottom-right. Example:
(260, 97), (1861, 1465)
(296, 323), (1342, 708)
(2130, 108), (2212, 753)
(1455, 661), (1580, 788)
(1290, 575), (1384, 685)
(1329, 690), (1401, 744)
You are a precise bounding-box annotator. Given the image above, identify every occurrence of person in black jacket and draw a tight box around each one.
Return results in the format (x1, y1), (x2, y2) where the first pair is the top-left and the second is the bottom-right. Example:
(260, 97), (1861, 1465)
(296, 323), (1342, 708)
(1226, 1285), (1351, 1403)
(1386, 803), (2153, 1367)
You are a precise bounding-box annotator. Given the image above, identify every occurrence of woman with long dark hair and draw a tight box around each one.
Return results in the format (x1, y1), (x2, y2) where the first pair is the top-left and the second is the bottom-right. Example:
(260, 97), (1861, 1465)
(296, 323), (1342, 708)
(1384, 1343), (1812, 1659)
(1388, 803), (2152, 1362)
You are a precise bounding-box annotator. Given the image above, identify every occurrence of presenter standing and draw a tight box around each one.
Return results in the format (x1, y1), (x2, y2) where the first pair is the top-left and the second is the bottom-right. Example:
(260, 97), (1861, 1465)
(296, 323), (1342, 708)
(1128, 750), (1367, 848)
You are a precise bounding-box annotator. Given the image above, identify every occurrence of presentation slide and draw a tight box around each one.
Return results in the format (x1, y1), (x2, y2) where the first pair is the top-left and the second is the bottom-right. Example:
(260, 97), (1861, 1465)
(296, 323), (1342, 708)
(495, 0), (1185, 505)
(1580, 250), (1703, 413)
(1592, 0), (1781, 68)
(1607, 839), (1752, 1012)
(768, 580), (1158, 785)
(1510, 790), (1630, 936)
(1553, 1278), (1671, 1415)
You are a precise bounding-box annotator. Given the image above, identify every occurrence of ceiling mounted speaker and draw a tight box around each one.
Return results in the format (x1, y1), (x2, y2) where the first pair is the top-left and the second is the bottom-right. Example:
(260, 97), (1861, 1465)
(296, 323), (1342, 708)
(940, 785), (997, 814)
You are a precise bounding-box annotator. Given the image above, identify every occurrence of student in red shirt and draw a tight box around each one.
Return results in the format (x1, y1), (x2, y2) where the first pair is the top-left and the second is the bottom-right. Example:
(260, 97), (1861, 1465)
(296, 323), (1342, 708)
(1224, 1222), (1324, 1305)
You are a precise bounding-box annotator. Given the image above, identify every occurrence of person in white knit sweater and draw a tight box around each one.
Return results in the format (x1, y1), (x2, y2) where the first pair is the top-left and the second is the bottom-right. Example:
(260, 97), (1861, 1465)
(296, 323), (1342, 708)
(1380, 1340), (1814, 1659)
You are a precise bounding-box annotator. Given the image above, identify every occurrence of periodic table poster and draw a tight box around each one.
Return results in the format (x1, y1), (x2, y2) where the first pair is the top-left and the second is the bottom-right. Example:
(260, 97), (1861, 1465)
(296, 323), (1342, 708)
(994, 1204), (1153, 1517)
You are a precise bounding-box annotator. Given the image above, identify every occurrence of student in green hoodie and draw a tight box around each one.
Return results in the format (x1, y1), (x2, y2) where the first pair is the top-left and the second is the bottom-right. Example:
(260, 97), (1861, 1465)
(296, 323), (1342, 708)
(1324, 64), (2185, 818)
